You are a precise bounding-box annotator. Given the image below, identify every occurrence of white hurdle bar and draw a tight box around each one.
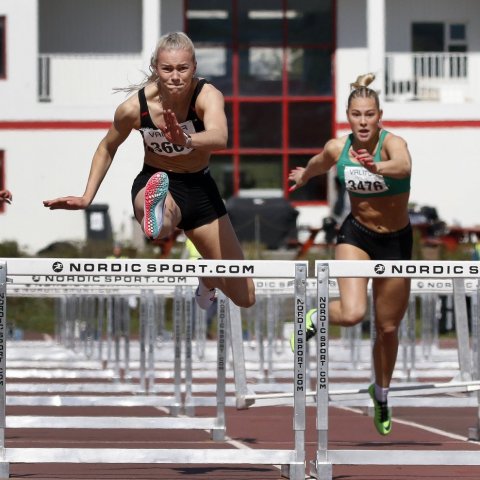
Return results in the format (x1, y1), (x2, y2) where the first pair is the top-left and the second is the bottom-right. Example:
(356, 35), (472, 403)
(311, 260), (480, 479)
(0, 258), (308, 480)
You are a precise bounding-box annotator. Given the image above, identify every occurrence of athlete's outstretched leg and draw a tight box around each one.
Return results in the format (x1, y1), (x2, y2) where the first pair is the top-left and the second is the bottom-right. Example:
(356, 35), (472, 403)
(186, 215), (255, 309)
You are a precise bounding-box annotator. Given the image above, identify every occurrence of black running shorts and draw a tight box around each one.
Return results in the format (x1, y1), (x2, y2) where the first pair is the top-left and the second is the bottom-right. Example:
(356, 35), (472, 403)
(131, 164), (227, 231)
(336, 213), (413, 260)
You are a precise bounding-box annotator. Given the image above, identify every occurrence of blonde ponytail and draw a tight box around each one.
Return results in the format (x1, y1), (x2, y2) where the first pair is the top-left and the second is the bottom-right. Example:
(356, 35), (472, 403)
(347, 73), (380, 109)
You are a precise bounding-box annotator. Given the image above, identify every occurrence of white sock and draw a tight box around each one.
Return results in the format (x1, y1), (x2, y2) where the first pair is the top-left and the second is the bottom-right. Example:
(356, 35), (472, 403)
(196, 278), (216, 310)
(198, 277), (213, 296)
(154, 197), (166, 230)
(375, 384), (389, 403)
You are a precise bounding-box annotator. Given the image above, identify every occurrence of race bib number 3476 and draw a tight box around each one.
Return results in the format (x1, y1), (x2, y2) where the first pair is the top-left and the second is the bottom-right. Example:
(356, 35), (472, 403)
(344, 166), (388, 194)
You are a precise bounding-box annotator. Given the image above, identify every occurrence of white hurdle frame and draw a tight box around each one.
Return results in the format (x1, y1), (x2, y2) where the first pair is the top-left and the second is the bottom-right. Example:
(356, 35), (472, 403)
(312, 260), (480, 479)
(0, 258), (308, 479)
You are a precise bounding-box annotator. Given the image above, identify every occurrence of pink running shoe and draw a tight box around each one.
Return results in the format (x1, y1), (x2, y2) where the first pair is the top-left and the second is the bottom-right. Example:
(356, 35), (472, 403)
(143, 172), (169, 239)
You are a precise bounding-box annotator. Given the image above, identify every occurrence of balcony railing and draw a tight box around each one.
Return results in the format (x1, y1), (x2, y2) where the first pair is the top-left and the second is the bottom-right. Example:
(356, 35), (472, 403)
(385, 52), (480, 103)
(38, 52), (480, 106)
(38, 54), (144, 106)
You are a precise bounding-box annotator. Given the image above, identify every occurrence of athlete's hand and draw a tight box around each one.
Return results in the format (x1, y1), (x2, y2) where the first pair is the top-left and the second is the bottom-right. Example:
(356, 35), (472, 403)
(352, 148), (378, 173)
(43, 196), (90, 210)
(160, 109), (188, 146)
(288, 167), (306, 192)
(0, 189), (12, 204)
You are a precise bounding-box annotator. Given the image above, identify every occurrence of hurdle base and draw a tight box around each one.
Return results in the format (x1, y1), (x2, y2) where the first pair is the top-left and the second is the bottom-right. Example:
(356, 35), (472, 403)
(236, 396), (255, 410)
(0, 461), (8, 479)
(280, 462), (307, 480)
(468, 426), (480, 441)
(211, 428), (225, 442)
(169, 404), (182, 416)
(309, 459), (332, 480)
(183, 405), (195, 416)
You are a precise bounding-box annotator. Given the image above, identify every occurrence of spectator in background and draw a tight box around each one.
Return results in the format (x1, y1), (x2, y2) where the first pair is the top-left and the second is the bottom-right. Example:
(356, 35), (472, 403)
(108, 243), (127, 259)
(472, 240), (480, 260)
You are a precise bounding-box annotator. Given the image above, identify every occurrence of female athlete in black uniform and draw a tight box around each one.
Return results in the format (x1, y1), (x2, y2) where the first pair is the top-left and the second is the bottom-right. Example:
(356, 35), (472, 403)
(44, 32), (255, 310)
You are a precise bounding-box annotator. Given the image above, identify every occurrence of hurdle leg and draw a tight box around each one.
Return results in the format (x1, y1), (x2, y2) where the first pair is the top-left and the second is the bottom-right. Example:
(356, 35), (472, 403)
(171, 287), (183, 415)
(400, 294), (416, 382)
(147, 292), (156, 393)
(194, 297), (206, 360)
(155, 295), (166, 340)
(420, 292), (435, 360)
(138, 291), (148, 393)
(105, 295), (113, 369)
(121, 298), (131, 381)
(0, 262), (10, 478)
(213, 294), (228, 441)
(84, 296), (95, 359)
(266, 295), (277, 382)
(184, 289), (194, 416)
(96, 296), (105, 364)
(54, 297), (66, 344)
(255, 300), (266, 381)
(113, 297), (122, 381)
(468, 286), (480, 440)
(228, 300), (254, 409)
(453, 278), (473, 381)
(310, 262), (332, 479)
(281, 263), (308, 480)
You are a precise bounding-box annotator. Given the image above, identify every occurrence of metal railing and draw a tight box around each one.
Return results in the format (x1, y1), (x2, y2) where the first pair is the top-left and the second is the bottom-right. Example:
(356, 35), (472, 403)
(37, 53), (143, 104)
(385, 51), (478, 103)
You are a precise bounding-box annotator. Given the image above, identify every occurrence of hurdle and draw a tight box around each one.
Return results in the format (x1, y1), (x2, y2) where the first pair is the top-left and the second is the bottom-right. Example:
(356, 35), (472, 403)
(232, 276), (480, 408)
(310, 260), (480, 479)
(6, 277), (259, 416)
(8, 279), (227, 412)
(7, 282), (250, 411)
(0, 258), (308, 479)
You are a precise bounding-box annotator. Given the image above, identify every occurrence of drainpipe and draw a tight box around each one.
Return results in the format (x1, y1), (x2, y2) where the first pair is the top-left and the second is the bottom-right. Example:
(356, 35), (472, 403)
(367, 0), (386, 103)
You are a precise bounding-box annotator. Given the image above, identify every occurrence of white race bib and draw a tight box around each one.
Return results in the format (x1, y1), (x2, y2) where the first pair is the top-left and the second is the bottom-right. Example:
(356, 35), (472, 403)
(344, 166), (388, 194)
(141, 120), (195, 157)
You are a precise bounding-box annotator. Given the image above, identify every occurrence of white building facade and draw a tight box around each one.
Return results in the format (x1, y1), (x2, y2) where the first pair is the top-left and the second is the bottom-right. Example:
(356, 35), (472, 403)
(0, 0), (479, 253)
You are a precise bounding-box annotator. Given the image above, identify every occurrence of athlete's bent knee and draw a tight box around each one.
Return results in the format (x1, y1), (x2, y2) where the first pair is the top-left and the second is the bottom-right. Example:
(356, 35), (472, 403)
(231, 290), (256, 309)
(340, 310), (366, 327)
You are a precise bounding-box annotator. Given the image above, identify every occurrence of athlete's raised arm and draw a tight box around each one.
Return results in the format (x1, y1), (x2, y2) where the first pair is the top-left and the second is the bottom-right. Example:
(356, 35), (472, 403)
(43, 100), (137, 210)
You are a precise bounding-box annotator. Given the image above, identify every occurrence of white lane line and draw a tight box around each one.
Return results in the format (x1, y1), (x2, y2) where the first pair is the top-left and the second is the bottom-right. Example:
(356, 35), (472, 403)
(336, 405), (480, 444)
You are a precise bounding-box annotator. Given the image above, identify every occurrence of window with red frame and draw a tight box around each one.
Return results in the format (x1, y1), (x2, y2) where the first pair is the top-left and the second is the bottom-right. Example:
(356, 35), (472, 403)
(185, 0), (335, 203)
(0, 17), (5, 79)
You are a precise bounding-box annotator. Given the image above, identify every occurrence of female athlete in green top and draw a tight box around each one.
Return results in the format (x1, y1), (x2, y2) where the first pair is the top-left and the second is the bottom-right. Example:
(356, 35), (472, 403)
(289, 73), (413, 436)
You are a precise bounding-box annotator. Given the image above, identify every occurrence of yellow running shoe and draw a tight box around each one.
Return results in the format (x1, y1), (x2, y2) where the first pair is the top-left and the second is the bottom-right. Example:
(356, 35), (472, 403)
(368, 383), (392, 435)
(290, 308), (318, 352)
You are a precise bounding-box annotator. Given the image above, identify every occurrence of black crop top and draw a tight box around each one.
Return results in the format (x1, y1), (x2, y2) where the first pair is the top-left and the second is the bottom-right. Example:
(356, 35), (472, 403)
(137, 78), (208, 157)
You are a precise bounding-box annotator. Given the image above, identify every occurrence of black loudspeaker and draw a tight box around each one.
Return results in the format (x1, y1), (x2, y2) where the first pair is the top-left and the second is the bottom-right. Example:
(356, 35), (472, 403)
(226, 197), (298, 250)
(85, 204), (113, 241)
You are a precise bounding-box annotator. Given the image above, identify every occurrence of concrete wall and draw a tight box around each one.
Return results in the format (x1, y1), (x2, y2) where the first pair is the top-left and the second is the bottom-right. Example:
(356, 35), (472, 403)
(0, 129), (144, 253)
(386, 0), (480, 52)
(0, 0), (39, 114)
